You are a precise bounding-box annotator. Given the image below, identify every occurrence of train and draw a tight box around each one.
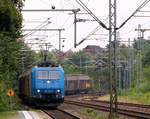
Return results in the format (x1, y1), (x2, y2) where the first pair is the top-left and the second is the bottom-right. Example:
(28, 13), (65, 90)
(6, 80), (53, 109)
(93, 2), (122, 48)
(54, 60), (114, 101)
(65, 75), (91, 95)
(18, 62), (65, 107)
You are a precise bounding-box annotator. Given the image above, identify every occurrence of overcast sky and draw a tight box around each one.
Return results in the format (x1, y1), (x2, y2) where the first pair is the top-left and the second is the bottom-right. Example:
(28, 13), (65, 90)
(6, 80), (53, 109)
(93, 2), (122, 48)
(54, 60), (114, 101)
(22, 0), (150, 52)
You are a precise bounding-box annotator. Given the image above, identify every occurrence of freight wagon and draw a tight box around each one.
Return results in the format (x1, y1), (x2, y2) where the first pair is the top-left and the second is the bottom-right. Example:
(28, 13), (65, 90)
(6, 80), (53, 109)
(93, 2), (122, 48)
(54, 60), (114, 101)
(65, 75), (91, 95)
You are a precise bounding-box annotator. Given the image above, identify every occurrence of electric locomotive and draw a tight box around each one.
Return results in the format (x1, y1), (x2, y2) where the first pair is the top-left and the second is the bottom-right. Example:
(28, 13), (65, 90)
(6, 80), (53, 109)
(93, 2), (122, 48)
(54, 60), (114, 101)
(19, 62), (65, 107)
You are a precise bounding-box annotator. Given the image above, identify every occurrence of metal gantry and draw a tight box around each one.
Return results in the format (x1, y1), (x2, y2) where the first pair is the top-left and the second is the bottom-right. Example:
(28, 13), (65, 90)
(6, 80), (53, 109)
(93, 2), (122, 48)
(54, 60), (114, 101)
(22, 28), (65, 51)
(22, 9), (80, 50)
(134, 25), (150, 91)
(109, 0), (118, 118)
(108, 0), (150, 118)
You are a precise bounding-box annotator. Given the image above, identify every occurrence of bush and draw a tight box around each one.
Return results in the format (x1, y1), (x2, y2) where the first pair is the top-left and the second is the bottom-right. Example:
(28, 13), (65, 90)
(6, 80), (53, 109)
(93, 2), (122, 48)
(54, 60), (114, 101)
(139, 81), (150, 93)
(143, 67), (150, 81)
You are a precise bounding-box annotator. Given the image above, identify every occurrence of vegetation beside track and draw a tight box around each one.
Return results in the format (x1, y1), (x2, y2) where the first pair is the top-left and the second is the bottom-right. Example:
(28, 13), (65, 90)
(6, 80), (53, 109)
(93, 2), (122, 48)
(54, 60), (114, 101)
(119, 90), (150, 105)
(119, 66), (150, 105)
(81, 108), (130, 119)
(0, 111), (18, 119)
(98, 93), (150, 105)
(81, 108), (106, 119)
(0, 0), (25, 111)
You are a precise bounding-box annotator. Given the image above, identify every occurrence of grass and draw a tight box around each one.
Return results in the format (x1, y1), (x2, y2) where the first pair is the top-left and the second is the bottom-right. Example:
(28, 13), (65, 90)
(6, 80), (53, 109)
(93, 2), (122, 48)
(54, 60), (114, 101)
(0, 111), (18, 119)
(80, 108), (127, 119)
(81, 108), (106, 119)
(97, 92), (150, 105)
(120, 92), (150, 105)
(119, 87), (150, 105)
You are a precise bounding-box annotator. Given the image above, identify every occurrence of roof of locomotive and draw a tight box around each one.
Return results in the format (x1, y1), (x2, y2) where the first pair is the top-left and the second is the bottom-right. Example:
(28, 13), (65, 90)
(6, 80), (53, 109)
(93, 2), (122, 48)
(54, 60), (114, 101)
(37, 62), (59, 67)
(32, 65), (64, 71)
(19, 62), (63, 78)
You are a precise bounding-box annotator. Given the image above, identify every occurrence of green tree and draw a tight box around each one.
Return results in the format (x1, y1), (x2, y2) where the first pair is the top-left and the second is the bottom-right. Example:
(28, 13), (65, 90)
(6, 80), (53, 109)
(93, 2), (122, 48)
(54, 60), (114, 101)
(0, 0), (24, 111)
(0, 0), (23, 36)
(17, 44), (37, 72)
(142, 40), (150, 66)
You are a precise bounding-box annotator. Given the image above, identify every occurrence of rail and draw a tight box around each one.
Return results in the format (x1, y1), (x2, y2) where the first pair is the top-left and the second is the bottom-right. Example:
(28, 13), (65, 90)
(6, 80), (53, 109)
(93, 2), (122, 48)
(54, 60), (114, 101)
(64, 99), (150, 119)
(43, 108), (80, 119)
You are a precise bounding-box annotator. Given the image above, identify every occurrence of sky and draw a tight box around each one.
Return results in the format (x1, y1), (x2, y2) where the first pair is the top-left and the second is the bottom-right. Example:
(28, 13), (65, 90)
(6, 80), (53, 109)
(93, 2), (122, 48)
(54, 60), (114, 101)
(22, 0), (150, 52)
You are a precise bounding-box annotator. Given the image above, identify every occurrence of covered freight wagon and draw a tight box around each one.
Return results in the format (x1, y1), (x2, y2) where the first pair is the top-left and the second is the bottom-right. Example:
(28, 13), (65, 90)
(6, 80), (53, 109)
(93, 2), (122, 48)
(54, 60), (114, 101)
(65, 75), (91, 95)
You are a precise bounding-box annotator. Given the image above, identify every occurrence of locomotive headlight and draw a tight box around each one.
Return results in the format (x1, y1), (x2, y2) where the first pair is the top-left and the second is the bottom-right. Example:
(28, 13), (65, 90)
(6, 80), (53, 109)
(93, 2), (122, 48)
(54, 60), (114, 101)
(47, 81), (50, 83)
(56, 89), (60, 93)
(37, 89), (40, 93)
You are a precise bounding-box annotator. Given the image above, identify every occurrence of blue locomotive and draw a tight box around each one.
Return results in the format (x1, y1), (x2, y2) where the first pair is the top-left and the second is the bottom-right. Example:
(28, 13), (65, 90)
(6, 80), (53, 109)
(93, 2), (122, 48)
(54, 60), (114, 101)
(19, 62), (65, 107)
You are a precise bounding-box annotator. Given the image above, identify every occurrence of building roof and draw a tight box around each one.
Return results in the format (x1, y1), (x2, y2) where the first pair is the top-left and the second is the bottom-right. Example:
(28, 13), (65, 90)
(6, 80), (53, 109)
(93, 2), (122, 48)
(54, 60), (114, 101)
(83, 45), (104, 54)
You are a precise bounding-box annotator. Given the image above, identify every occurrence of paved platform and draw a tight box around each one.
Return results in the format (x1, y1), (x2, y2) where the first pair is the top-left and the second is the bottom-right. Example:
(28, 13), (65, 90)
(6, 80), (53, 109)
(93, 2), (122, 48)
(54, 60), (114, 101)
(18, 110), (51, 119)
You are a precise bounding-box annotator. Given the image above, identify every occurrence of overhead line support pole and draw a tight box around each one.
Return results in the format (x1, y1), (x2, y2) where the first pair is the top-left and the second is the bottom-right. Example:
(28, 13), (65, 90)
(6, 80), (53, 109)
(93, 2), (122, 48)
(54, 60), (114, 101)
(109, 0), (118, 118)
(108, 1), (150, 118)
(73, 9), (80, 48)
(58, 29), (62, 51)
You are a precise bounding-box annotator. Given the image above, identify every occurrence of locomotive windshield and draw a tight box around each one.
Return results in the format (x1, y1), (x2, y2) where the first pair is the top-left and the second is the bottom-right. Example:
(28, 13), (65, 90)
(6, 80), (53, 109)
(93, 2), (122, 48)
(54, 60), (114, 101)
(49, 71), (60, 80)
(37, 71), (49, 79)
(37, 70), (60, 80)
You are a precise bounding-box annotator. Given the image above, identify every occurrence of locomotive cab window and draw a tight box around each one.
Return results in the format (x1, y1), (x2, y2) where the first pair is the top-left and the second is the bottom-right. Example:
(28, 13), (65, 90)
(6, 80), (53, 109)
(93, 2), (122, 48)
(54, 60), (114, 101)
(49, 71), (60, 80)
(37, 71), (49, 79)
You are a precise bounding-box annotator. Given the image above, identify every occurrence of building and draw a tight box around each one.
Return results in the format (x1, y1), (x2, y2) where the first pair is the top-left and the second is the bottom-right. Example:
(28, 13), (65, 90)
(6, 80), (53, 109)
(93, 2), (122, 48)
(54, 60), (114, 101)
(83, 45), (106, 54)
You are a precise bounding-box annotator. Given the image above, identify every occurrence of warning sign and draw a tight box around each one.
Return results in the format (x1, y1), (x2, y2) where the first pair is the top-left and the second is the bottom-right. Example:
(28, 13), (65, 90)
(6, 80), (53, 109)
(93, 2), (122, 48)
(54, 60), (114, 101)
(7, 89), (15, 97)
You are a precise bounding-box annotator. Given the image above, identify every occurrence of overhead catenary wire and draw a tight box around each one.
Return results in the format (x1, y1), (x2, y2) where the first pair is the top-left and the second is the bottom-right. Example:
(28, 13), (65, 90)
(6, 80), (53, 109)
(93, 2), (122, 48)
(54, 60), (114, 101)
(60, 15), (72, 28)
(76, 17), (109, 46)
(83, 17), (109, 39)
(75, 0), (108, 30)
(74, 0), (109, 47)
(23, 18), (51, 37)
(118, 0), (150, 29)
(23, 20), (51, 38)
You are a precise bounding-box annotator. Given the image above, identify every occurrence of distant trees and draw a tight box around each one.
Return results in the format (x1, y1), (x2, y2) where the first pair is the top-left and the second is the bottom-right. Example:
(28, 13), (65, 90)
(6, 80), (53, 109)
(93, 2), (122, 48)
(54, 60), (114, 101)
(141, 40), (150, 67)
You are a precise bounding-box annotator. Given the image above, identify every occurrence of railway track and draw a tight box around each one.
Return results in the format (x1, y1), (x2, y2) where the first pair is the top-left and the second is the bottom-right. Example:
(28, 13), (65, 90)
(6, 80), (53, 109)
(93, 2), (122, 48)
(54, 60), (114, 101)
(64, 99), (150, 119)
(43, 108), (80, 119)
(90, 99), (150, 112)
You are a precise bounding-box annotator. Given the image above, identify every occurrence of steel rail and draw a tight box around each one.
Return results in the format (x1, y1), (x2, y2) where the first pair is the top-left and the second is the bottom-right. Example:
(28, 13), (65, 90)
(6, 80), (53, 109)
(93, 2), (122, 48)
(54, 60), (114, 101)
(64, 100), (150, 119)
(43, 108), (80, 119)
